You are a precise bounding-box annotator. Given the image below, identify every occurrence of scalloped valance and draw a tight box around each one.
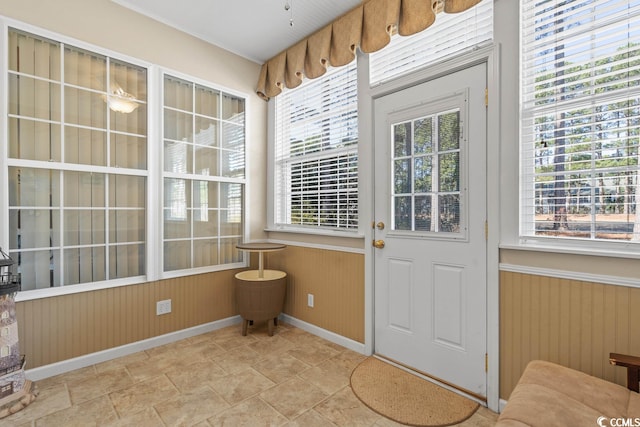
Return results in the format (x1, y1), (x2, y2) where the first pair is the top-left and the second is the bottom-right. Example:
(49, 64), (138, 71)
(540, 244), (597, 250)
(256, 0), (483, 100)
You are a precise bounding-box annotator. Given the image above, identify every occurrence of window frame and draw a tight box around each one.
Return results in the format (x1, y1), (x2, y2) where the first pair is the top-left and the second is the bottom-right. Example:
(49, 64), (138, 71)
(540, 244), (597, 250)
(267, 61), (361, 237)
(0, 18), (249, 300)
(518, 0), (640, 257)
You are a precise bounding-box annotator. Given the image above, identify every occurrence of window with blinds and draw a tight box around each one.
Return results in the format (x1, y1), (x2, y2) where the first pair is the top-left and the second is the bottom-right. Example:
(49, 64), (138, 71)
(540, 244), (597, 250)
(7, 28), (148, 290)
(521, 0), (640, 243)
(369, 0), (493, 86)
(273, 62), (358, 231)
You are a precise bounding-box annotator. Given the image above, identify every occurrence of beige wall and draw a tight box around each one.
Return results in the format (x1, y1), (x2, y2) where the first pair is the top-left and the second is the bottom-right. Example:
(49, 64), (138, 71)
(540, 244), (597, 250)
(500, 271), (640, 400)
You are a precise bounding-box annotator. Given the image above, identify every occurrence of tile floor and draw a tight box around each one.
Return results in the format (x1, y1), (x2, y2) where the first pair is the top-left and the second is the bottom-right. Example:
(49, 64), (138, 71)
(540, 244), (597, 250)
(1, 322), (498, 426)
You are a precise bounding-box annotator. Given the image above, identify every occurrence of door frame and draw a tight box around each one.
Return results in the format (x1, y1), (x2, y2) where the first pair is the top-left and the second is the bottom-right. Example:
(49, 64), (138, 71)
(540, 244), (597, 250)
(359, 44), (501, 412)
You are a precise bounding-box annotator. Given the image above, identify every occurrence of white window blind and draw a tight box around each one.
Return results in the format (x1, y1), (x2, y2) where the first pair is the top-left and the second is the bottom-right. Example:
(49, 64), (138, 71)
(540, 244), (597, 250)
(521, 0), (640, 242)
(369, 0), (493, 86)
(274, 62), (358, 231)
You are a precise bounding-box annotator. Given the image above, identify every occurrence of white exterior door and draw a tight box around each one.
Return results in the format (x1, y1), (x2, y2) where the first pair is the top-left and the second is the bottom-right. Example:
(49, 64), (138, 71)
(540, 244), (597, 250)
(373, 63), (488, 398)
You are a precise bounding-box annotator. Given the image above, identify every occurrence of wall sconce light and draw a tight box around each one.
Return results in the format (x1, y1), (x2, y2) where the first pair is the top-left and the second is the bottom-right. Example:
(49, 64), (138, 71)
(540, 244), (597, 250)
(104, 87), (139, 114)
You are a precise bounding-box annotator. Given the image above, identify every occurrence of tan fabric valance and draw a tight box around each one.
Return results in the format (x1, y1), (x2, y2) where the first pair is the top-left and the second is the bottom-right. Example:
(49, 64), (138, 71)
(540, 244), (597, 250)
(256, 0), (483, 100)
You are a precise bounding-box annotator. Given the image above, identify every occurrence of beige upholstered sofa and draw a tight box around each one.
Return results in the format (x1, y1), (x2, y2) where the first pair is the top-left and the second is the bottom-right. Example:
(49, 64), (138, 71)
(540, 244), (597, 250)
(497, 355), (640, 427)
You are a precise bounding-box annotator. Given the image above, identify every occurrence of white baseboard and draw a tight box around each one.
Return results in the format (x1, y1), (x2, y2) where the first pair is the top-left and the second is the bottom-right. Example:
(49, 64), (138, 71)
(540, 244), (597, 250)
(499, 398), (508, 413)
(25, 314), (366, 382)
(25, 315), (242, 381)
(279, 314), (367, 355)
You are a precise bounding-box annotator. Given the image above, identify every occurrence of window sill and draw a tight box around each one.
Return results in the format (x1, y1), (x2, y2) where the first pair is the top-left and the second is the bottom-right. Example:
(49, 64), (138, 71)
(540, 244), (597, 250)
(500, 238), (640, 260)
(265, 226), (365, 239)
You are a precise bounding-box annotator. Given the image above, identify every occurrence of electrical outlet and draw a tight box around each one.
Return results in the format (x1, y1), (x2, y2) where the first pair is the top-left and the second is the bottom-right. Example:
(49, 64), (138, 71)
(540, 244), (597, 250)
(307, 294), (314, 308)
(156, 299), (172, 315)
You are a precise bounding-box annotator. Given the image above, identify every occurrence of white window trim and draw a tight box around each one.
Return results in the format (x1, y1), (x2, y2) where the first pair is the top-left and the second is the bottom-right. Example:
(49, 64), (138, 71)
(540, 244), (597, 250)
(0, 18), (250, 301)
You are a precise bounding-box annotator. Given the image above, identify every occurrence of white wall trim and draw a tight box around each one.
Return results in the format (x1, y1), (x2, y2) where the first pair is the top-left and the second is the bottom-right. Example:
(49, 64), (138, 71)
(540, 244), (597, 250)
(265, 239), (365, 255)
(25, 316), (242, 381)
(499, 398), (508, 413)
(499, 263), (640, 289)
(279, 314), (367, 354)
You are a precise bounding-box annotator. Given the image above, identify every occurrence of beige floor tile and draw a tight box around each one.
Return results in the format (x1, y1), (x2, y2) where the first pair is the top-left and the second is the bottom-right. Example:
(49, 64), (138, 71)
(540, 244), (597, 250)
(154, 385), (230, 426)
(34, 395), (119, 426)
(211, 345), (262, 374)
(103, 407), (164, 427)
(298, 361), (351, 395)
(109, 375), (179, 417)
(246, 335), (296, 357)
(260, 377), (328, 420)
(166, 359), (227, 391)
(1, 383), (71, 425)
(286, 341), (340, 366)
(207, 396), (288, 426)
(285, 409), (339, 427)
(209, 368), (275, 405)
(94, 351), (150, 374)
(314, 386), (382, 427)
(252, 352), (310, 384)
(67, 367), (134, 404)
(124, 358), (166, 383)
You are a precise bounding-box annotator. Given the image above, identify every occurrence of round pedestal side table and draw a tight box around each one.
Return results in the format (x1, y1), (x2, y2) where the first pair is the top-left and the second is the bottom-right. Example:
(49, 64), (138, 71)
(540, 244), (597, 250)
(235, 243), (287, 336)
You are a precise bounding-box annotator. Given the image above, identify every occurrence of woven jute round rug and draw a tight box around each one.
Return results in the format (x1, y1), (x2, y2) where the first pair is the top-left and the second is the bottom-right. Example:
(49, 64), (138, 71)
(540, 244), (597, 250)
(350, 357), (479, 427)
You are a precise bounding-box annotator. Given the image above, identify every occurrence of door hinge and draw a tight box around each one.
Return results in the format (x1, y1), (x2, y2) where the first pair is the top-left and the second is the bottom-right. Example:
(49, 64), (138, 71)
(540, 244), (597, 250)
(484, 220), (488, 241)
(484, 88), (488, 107)
(485, 353), (488, 372)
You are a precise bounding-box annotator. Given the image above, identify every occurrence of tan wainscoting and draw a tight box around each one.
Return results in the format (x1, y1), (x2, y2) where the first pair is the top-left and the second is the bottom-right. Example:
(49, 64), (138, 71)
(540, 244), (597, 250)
(263, 245), (365, 344)
(500, 270), (640, 399)
(16, 270), (239, 369)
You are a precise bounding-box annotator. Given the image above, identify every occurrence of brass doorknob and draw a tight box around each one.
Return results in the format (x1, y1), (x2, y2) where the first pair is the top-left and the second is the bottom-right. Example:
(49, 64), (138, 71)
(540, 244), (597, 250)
(372, 239), (385, 249)
(376, 222), (385, 230)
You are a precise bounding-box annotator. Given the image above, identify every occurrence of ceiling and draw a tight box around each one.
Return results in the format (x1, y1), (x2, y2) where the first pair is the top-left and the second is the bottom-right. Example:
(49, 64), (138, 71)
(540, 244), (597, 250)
(112, 0), (363, 64)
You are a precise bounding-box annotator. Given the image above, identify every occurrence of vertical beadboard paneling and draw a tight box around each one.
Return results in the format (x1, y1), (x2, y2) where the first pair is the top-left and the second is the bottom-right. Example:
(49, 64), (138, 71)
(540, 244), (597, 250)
(16, 269), (241, 369)
(266, 246), (365, 343)
(500, 271), (640, 399)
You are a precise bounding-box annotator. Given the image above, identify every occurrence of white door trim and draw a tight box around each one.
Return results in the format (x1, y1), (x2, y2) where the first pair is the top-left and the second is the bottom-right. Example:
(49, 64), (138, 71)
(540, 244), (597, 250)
(359, 44), (501, 412)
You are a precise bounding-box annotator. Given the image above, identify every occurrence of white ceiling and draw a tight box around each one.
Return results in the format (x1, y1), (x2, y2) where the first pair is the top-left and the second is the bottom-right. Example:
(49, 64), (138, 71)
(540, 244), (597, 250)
(112, 0), (363, 64)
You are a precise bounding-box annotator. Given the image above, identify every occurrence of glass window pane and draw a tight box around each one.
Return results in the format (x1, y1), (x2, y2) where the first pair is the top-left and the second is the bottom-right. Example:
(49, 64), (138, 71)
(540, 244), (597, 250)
(438, 111), (460, 151)
(10, 209), (60, 249)
(194, 146), (219, 176)
(394, 196), (411, 230)
(195, 85), (219, 117)
(111, 134), (146, 169)
(13, 249), (60, 291)
(9, 75), (61, 121)
(439, 194), (460, 233)
(110, 59), (147, 102)
(9, 118), (61, 161)
(439, 152), (460, 192)
(9, 29), (61, 80)
(164, 76), (192, 111)
(64, 126), (106, 166)
(64, 172), (105, 208)
(64, 86), (107, 128)
(9, 167), (60, 207)
(64, 247), (106, 285)
(222, 94), (244, 123)
(221, 148), (245, 178)
(414, 117), (433, 154)
(109, 210), (145, 243)
(194, 239), (218, 267)
(394, 122), (411, 157)
(164, 241), (191, 271)
(414, 156), (432, 193)
(109, 244), (144, 279)
(110, 104), (147, 135)
(194, 117), (218, 147)
(394, 159), (411, 194)
(415, 195), (432, 231)
(221, 122), (244, 150)
(164, 109), (193, 142)
(64, 210), (105, 245)
(109, 175), (145, 208)
(220, 237), (242, 264)
(164, 141), (192, 174)
(64, 46), (106, 91)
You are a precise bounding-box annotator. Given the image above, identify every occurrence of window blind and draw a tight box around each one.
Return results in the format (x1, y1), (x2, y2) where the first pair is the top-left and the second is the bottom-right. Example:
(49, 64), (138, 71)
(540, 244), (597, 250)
(274, 62), (358, 230)
(521, 0), (640, 242)
(369, 0), (493, 86)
